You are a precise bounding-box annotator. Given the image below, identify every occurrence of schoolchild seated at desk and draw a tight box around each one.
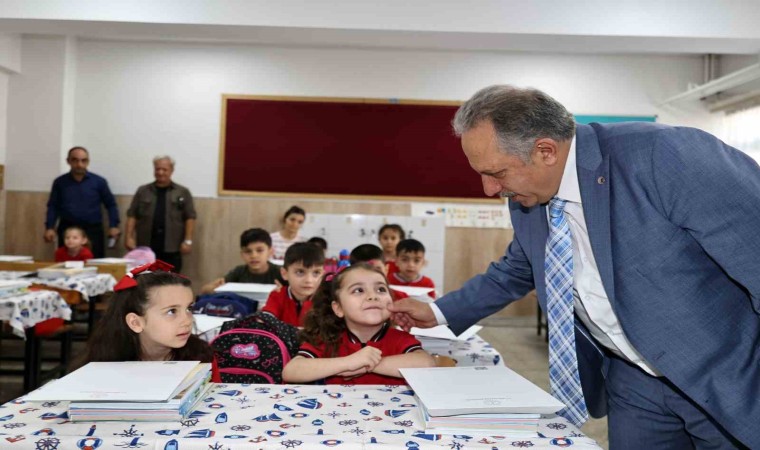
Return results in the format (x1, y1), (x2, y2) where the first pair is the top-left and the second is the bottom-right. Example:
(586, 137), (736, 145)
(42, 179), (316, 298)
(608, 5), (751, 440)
(388, 239), (436, 299)
(73, 260), (220, 381)
(349, 244), (408, 301)
(261, 242), (324, 327)
(54, 225), (94, 263)
(378, 223), (405, 278)
(200, 228), (284, 294)
(282, 263), (435, 385)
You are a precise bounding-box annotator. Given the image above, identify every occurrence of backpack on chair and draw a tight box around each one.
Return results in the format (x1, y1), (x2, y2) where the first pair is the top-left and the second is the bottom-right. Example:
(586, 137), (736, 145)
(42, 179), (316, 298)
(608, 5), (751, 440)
(193, 292), (259, 318)
(210, 312), (300, 384)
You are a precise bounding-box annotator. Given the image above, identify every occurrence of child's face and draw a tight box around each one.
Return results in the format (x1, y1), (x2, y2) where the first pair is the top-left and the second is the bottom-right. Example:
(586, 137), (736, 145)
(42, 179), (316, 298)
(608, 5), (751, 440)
(64, 230), (87, 251)
(127, 285), (194, 360)
(284, 213), (305, 234)
(332, 268), (392, 330)
(378, 230), (401, 255)
(281, 262), (324, 301)
(396, 251), (426, 281)
(241, 242), (273, 274)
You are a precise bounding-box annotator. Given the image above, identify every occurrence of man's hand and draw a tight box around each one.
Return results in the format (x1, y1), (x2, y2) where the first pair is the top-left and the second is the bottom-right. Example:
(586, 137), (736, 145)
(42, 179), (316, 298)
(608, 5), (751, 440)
(387, 298), (438, 332)
(108, 227), (120, 238)
(43, 229), (56, 243)
(180, 242), (192, 255)
(125, 236), (136, 251)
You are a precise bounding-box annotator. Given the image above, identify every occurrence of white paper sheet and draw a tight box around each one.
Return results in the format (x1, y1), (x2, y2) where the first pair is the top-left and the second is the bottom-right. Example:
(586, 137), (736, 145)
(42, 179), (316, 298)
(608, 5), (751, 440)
(400, 365), (565, 416)
(24, 361), (201, 402)
(0, 255), (33, 262)
(214, 282), (277, 301)
(389, 285), (435, 298)
(410, 324), (482, 341)
(193, 314), (234, 334)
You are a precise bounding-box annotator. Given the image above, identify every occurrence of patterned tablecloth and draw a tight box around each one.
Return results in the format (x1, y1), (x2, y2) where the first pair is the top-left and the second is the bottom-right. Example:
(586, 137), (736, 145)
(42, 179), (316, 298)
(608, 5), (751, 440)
(0, 272), (116, 302)
(0, 290), (72, 338)
(0, 383), (600, 449)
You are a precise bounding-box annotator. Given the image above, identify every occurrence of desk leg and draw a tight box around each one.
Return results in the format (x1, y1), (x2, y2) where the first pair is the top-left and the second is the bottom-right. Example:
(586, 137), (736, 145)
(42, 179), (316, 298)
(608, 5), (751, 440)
(88, 296), (96, 336)
(23, 327), (41, 391)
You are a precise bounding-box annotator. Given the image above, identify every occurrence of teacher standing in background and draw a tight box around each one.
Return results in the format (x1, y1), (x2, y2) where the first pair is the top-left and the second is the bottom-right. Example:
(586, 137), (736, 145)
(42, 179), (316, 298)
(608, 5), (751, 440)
(44, 146), (120, 258)
(390, 85), (760, 448)
(125, 156), (196, 272)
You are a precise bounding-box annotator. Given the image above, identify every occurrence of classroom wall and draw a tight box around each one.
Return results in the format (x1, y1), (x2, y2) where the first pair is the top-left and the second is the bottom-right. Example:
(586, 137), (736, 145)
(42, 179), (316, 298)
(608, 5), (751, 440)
(2, 36), (721, 316)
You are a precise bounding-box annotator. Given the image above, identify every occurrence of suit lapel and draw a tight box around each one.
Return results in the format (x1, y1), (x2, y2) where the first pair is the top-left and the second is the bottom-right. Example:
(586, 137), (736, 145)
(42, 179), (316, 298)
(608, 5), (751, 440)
(575, 124), (616, 307)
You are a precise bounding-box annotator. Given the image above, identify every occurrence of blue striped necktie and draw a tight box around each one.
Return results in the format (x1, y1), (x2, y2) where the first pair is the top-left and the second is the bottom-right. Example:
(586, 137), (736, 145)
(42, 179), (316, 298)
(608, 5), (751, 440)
(545, 197), (589, 426)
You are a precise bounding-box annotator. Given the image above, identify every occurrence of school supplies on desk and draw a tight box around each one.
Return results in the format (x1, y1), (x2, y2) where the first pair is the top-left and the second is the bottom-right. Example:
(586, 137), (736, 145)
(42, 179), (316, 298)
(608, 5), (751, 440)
(400, 365), (565, 437)
(411, 325), (483, 355)
(25, 361), (211, 422)
(0, 279), (30, 298)
(0, 255), (33, 262)
(401, 365), (564, 416)
(37, 263), (98, 279)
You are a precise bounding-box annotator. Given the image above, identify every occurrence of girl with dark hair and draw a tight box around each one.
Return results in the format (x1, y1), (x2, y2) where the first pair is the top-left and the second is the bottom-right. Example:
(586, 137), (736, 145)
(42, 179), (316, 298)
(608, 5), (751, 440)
(282, 263), (434, 385)
(76, 261), (219, 381)
(270, 205), (307, 259)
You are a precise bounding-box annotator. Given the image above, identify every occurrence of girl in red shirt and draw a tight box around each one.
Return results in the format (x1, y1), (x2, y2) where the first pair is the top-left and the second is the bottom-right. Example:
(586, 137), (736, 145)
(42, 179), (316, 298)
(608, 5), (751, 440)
(54, 226), (94, 262)
(282, 263), (434, 385)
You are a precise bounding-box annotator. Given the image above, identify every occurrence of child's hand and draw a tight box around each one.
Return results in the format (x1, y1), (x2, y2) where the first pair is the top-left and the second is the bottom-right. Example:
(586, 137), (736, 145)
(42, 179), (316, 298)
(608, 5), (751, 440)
(340, 346), (382, 377)
(212, 278), (225, 289)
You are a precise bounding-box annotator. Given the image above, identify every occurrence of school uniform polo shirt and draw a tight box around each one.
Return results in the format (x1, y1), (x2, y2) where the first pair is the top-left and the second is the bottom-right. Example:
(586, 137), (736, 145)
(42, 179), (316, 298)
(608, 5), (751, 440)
(262, 286), (312, 327)
(298, 323), (423, 385)
(389, 272), (437, 299)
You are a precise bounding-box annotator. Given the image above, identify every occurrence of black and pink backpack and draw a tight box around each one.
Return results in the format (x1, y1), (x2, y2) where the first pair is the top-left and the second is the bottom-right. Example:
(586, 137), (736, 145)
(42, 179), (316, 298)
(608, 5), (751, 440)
(210, 313), (299, 384)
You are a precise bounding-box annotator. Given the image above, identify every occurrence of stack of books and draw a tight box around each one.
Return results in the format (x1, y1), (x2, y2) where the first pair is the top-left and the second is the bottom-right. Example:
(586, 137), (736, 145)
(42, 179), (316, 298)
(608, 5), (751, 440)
(410, 324), (483, 355)
(400, 365), (565, 437)
(25, 361), (212, 422)
(37, 263), (98, 279)
(0, 280), (30, 298)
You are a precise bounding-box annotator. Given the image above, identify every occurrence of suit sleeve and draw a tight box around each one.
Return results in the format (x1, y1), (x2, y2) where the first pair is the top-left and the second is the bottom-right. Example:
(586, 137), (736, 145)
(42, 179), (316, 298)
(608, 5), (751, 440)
(651, 127), (760, 313)
(436, 222), (536, 334)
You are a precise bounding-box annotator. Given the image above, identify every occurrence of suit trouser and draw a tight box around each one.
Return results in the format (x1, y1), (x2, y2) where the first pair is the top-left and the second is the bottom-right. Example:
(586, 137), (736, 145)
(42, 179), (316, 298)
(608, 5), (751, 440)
(605, 356), (746, 449)
(57, 221), (105, 259)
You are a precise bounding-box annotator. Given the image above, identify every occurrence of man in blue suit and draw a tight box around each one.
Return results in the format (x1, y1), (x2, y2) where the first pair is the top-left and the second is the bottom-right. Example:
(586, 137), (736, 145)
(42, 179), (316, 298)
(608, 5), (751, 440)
(390, 85), (759, 448)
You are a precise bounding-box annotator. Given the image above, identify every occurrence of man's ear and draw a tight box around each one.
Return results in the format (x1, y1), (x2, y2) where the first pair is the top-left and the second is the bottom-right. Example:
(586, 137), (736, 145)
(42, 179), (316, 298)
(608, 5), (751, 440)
(534, 138), (560, 166)
(331, 301), (345, 319)
(125, 312), (144, 334)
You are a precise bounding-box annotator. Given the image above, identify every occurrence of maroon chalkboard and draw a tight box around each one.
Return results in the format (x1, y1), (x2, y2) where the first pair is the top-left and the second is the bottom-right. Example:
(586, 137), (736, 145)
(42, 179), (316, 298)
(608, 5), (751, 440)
(219, 96), (494, 202)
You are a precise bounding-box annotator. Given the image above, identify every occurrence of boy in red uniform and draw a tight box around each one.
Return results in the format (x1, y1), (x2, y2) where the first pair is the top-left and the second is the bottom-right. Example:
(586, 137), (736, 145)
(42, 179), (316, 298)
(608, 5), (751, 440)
(262, 242), (324, 326)
(282, 263), (434, 385)
(388, 239), (436, 299)
(349, 244), (409, 301)
(54, 226), (94, 262)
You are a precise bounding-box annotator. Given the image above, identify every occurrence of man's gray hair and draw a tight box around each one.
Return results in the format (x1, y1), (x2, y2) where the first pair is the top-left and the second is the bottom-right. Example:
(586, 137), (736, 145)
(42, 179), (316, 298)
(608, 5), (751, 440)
(153, 155), (175, 167)
(452, 85), (575, 162)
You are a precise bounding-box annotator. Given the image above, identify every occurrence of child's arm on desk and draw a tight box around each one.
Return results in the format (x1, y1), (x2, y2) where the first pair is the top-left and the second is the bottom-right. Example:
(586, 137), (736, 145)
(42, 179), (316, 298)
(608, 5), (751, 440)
(372, 349), (436, 378)
(283, 346), (382, 383)
(200, 277), (225, 294)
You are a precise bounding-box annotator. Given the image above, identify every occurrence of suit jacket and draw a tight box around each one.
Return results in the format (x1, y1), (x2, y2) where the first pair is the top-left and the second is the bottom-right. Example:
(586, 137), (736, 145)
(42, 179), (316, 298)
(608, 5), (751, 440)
(437, 122), (760, 447)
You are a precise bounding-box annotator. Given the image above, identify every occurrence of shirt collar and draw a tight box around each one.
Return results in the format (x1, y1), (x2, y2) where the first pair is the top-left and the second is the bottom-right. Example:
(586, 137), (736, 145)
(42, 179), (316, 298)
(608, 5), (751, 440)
(346, 322), (390, 345)
(555, 135), (581, 204)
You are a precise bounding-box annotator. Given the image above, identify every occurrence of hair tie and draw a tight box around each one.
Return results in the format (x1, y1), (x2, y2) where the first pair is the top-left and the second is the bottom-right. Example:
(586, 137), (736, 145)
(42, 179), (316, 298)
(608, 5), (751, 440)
(324, 264), (349, 282)
(113, 260), (176, 292)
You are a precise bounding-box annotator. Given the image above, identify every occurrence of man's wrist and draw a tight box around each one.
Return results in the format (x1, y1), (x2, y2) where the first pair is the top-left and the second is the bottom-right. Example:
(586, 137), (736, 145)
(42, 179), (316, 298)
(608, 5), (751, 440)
(183, 240), (193, 245)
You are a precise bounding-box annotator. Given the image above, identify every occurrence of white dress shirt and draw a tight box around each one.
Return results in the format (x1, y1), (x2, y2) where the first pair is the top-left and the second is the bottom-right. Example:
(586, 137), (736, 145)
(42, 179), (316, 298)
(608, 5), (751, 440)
(432, 137), (660, 376)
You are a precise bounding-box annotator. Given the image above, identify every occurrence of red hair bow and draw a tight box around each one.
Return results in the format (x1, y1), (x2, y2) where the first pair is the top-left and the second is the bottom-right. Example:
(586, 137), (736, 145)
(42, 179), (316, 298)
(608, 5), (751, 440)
(113, 260), (176, 292)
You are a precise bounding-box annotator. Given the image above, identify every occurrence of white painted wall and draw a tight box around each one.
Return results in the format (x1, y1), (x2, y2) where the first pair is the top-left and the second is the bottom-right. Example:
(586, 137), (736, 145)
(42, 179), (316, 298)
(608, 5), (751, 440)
(57, 38), (710, 197)
(6, 36), (68, 191)
(0, 72), (8, 165)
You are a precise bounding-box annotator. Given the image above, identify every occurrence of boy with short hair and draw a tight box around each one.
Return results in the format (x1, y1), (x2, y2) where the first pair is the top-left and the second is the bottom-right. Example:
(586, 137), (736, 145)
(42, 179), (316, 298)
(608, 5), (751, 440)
(54, 225), (94, 262)
(262, 242), (325, 326)
(349, 244), (409, 301)
(389, 239), (436, 299)
(200, 228), (284, 294)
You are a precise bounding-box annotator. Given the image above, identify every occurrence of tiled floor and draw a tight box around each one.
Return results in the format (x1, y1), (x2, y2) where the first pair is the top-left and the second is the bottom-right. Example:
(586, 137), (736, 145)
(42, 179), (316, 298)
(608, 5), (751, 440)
(0, 316), (609, 449)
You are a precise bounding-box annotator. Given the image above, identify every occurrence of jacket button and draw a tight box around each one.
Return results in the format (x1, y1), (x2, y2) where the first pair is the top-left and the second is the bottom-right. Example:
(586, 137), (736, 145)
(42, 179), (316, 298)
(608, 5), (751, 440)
(597, 176), (606, 184)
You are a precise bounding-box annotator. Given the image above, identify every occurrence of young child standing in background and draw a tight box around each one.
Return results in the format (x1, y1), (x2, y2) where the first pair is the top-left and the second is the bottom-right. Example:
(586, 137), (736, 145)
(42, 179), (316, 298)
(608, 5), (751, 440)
(377, 224), (405, 277)
(54, 225), (94, 262)
(389, 239), (436, 299)
(282, 263), (434, 385)
(262, 242), (325, 326)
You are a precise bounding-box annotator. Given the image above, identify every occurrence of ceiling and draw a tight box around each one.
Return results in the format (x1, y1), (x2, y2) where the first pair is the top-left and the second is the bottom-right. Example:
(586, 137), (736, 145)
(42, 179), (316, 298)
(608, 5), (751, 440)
(1, 0), (760, 55)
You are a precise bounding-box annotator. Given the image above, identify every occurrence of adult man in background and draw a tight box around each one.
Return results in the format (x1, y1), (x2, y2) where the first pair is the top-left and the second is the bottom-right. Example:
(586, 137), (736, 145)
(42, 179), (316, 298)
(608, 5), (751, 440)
(390, 85), (759, 448)
(44, 146), (120, 258)
(125, 156), (196, 272)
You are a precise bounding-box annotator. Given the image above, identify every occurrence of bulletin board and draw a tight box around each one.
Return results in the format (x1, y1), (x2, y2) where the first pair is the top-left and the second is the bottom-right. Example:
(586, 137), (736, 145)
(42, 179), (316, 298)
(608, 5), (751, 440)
(218, 95), (499, 203)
